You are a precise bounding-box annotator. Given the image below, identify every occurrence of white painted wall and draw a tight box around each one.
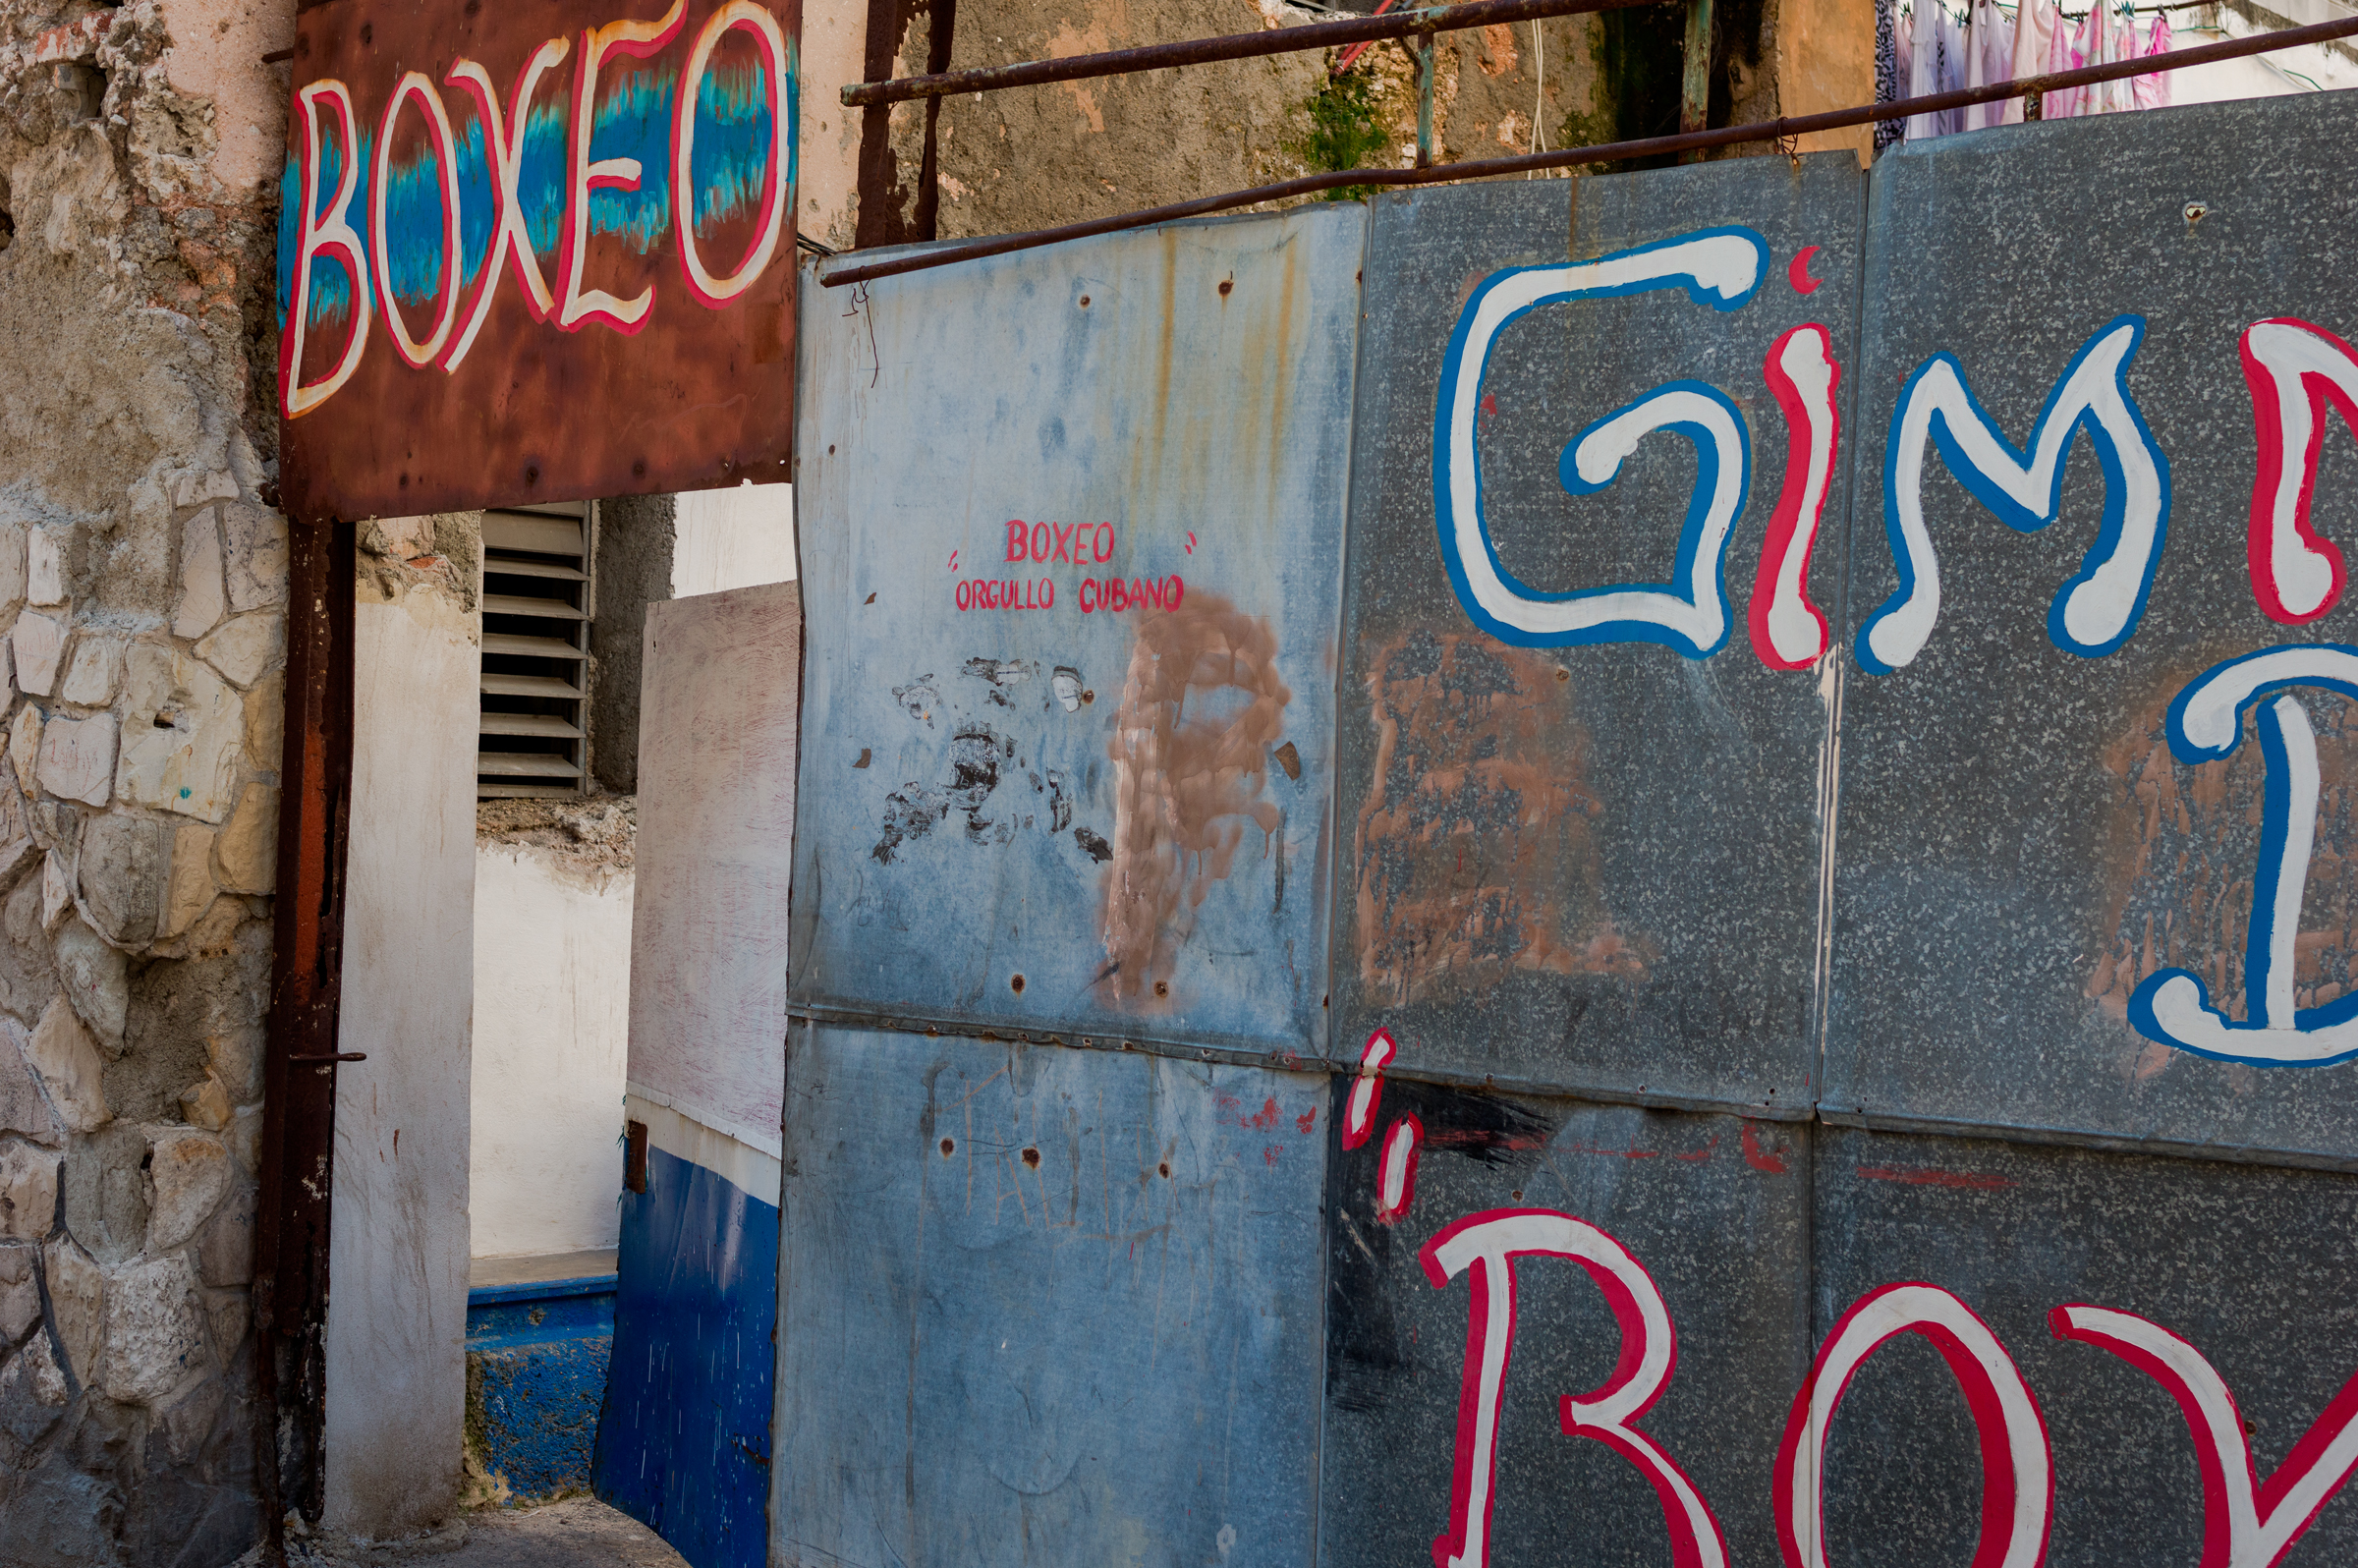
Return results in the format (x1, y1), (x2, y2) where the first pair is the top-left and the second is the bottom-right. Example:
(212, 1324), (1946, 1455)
(326, 585), (478, 1542)
(628, 582), (801, 1159)
(673, 482), (798, 596)
(469, 845), (634, 1260)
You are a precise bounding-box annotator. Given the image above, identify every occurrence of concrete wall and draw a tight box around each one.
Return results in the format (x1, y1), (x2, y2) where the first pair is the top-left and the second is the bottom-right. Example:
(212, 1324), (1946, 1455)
(468, 843), (633, 1262)
(323, 575), (477, 1544)
(0, 0), (293, 1559)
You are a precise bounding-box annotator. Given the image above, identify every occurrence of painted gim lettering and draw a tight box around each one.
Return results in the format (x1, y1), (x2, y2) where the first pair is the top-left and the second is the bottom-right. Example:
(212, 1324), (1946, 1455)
(281, 80), (372, 419)
(441, 40), (572, 369)
(1004, 521), (1115, 563)
(1078, 577), (1184, 614)
(557, 0), (688, 333)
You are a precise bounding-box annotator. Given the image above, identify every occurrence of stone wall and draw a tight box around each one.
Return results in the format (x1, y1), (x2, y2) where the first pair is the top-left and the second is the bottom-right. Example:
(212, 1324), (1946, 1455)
(0, 0), (289, 1561)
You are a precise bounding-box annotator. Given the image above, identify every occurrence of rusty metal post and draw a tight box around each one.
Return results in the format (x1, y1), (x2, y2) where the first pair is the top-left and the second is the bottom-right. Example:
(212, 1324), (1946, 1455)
(252, 516), (358, 1558)
(1415, 28), (1437, 167)
(1679, 0), (1713, 161)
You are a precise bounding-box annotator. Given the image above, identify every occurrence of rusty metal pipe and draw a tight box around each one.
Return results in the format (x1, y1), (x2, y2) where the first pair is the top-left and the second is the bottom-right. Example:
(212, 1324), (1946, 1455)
(841, 0), (1669, 107)
(821, 17), (2358, 288)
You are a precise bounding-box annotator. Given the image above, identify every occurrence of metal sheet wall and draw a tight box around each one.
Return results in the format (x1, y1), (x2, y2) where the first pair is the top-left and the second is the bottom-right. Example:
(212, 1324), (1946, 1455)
(779, 91), (2358, 1568)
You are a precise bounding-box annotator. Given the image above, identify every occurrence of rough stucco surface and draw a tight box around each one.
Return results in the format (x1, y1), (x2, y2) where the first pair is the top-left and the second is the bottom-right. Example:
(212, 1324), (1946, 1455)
(0, 0), (290, 1561)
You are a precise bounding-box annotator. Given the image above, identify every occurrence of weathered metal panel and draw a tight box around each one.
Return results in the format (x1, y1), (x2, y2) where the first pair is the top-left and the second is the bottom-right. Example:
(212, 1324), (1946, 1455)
(1319, 1091), (1809, 1568)
(771, 1024), (1328, 1568)
(786, 207), (1364, 1056)
(1331, 159), (1862, 1110)
(278, 0), (798, 522)
(1814, 1126), (2358, 1566)
(1826, 92), (2358, 1166)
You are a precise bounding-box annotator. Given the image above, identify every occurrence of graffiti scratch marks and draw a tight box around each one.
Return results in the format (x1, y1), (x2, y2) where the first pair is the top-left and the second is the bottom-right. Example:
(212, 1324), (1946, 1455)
(1355, 630), (1654, 1005)
(1100, 592), (1291, 1004)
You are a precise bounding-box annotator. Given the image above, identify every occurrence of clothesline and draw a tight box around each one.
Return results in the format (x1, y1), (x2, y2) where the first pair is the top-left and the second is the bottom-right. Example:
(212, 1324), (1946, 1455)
(1885, 0), (2180, 144)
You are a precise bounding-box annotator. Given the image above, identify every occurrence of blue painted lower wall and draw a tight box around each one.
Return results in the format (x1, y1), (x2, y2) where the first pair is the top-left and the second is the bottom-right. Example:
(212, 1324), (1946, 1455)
(467, 1277), (616, 1502)
(592, 1143), (779, 1568)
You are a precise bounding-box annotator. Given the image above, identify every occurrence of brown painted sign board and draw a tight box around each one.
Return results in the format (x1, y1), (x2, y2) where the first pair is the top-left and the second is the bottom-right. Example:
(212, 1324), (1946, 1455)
(276, 0), (798, 522)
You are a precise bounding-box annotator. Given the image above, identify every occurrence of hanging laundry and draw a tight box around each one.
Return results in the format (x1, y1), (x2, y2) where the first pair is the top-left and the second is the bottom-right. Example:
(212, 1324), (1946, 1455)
(2005, 0), (2056, 122)
(1905, 0), (1943, 140)
(1936, 2), (1970, 136)
(2045, 1), (2092, 119)
(2100, 0), (2138, 114)
(2133, 10), (2173, 110)
(1964, 0), (2014, 131)
(1878, 0), (1905, 150)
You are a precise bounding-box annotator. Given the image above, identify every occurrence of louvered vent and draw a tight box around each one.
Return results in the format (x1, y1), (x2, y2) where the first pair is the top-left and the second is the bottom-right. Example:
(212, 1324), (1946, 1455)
(478, 502), (594, 798)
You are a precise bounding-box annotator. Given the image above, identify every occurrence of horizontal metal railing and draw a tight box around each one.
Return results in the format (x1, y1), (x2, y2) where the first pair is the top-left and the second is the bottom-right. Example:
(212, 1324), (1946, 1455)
(840, 0), (1662, 107)
(820, 15), (2358, 288)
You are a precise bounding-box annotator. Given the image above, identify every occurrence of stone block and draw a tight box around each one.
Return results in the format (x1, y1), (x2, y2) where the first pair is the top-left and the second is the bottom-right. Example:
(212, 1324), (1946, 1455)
(115, 653), (238, 822)
(0, 1141), (59, 1242)
(0, 1017), (62, 1147)
(169, 472), (238, 510)
(228, 1105), (258, 1175)
(12, 612), (65, 697)
(25, 527), (67, 608)
(0, 1242), (38, 1341)
(194, 1180), (252, 1288)
(201, 1288), (246, 1362)
(51, 924), (125, 1051)
(162, 822), (214, 937)
(144, 1127), (229, 1252)
(36, 710), (115, 808)
(206, 1024), (259, 1104)
(39, 851), (69, 930)
(173, 509), (226, 641)
(178, 1072), (229, 1132)
(0, 521), (28, 617)
(194, 611), (282, 689)
(0, 769), (39, 889)
(0, 1331), (67, 1412)
(56, 635), (118, 706)
(212, 784), (273, 895)
(100, 1254), (206, 1405)
(243, 670), (282, 770)
(8, 706), (39, 796)
(220, 505), (287, 612)
(61, 1124), (145, 1268)
(42, 1238), (100, 1384)
(28, 995), (108, 1129)
(76, 812), (162, 946)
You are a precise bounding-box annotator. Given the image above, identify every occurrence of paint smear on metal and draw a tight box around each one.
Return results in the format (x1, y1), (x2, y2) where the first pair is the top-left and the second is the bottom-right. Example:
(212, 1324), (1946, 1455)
(1354, 628), (1655, 1005)
(1101, 591), (1291, 1003)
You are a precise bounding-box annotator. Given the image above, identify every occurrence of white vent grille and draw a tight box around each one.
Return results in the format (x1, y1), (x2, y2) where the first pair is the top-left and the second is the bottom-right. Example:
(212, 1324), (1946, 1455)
(479, 501), (594, 798)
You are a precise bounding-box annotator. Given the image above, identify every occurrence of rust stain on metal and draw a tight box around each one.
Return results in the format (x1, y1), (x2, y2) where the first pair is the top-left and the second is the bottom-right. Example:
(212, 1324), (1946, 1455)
(1100, 593), (1291, 1005)
(2087, 685), (2358, 1077)
(1355, 630), (1655, 1005)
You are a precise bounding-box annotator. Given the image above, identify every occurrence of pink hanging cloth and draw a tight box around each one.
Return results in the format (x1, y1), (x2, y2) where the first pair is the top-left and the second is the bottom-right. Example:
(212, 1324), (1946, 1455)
(2046, 2), (2092, 119)
(2005, 0), (2056, 123)
(2134, 12), (2174, 109)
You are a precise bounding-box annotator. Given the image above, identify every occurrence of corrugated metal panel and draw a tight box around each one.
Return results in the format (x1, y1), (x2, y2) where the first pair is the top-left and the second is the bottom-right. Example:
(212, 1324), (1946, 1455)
(772, 1024), (1327, 1568)
(1331, 158), (1863, 1113)
(1825, 89), (2358, 1168)
(786, 207), (1366, 1058)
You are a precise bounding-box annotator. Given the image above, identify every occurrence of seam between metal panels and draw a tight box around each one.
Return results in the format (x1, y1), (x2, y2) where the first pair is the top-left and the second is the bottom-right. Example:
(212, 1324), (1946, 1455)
(783, 1004), (1814, 1119)
(1816, 1104), (2358, 1175)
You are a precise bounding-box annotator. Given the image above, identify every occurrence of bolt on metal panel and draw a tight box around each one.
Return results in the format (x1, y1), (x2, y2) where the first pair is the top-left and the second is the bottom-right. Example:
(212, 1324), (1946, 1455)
(1814, 1126), (2358, 1567)
(771, 1024), (1328, 1568)
(787, 207), (1366, 1058)
(1827, 91), (2358, 1168)
(1319, 1091), (1810, 1568)
(1330, 159), (1864, 1113)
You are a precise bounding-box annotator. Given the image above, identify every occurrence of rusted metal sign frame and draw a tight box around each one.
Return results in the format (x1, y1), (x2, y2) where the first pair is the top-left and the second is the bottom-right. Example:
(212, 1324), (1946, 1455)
(276, 0), (800, 523)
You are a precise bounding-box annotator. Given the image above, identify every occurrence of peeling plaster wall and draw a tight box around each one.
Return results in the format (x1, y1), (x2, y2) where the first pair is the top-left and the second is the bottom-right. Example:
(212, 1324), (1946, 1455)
(798, 0), (1876, 250)
(0, 0), (292, 1561)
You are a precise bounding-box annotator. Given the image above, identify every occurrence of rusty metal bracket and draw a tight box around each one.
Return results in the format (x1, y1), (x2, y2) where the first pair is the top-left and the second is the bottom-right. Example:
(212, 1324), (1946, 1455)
(820, 14), (2358, 287)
